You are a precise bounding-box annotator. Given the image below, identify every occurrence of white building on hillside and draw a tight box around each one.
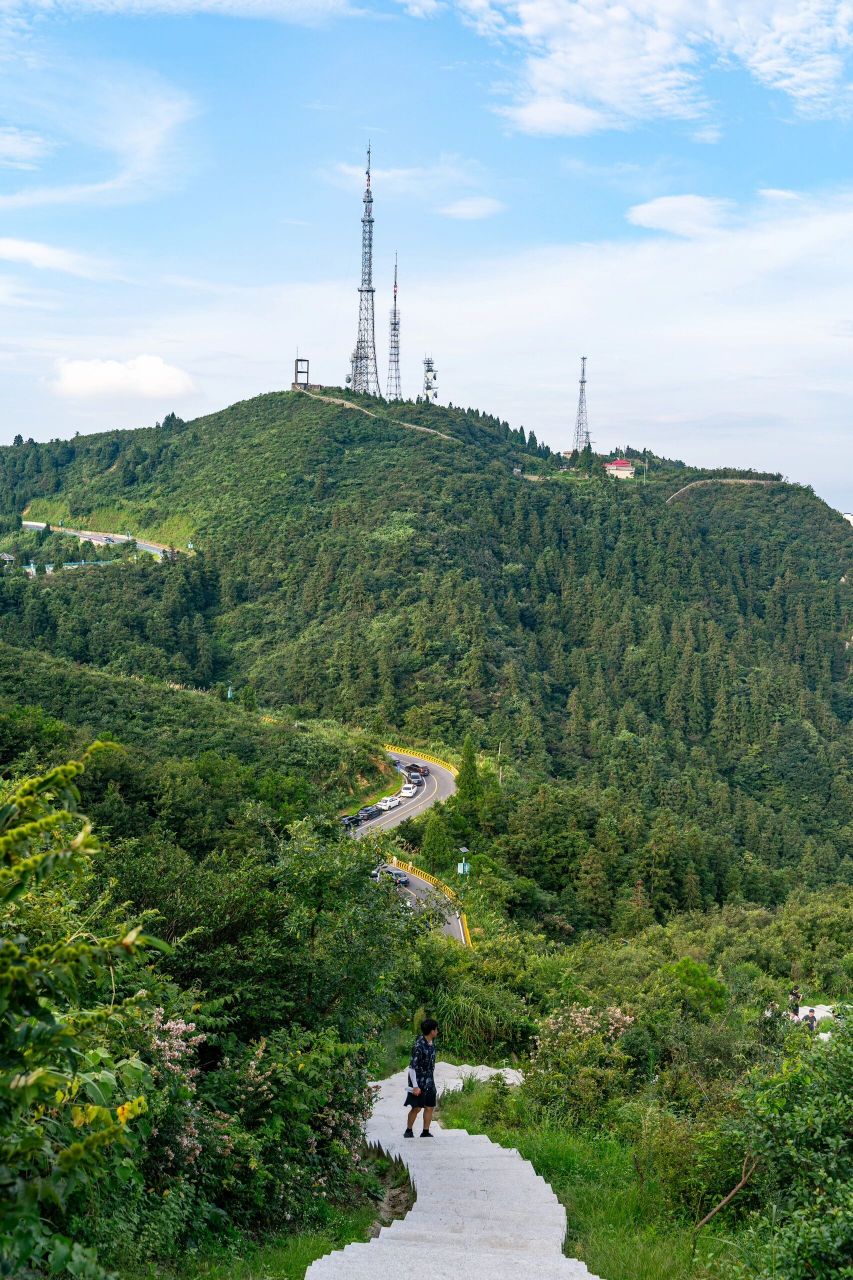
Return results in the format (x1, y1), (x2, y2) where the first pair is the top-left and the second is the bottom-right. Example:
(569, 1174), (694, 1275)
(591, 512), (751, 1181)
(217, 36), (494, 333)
(604, 458), (636, 480)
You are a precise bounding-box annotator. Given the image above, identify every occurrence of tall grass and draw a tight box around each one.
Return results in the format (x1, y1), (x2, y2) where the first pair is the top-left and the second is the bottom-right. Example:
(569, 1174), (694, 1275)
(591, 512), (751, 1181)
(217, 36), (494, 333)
(438, 1081), (733, 1280)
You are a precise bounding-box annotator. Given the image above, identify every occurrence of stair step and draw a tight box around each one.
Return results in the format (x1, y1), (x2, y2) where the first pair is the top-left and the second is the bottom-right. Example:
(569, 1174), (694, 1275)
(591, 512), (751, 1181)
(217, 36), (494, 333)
(305, 1063), (600, 1280)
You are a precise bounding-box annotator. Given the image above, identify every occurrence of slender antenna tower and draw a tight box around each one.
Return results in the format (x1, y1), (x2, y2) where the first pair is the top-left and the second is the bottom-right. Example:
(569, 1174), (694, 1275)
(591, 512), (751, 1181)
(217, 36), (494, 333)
(572, 355), (591, 452)
(348, 144), (381, 397)
(386, 254), (401, 400)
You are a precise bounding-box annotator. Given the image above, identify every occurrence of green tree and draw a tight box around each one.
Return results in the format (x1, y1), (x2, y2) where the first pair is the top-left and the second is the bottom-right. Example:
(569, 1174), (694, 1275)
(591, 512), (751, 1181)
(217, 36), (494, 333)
(421, 808), (454, 873)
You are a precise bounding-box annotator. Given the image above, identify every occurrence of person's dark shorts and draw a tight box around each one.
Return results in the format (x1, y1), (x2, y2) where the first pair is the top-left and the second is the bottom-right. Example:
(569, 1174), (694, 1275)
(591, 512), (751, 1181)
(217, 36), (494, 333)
(405, 1081), (437, 1108)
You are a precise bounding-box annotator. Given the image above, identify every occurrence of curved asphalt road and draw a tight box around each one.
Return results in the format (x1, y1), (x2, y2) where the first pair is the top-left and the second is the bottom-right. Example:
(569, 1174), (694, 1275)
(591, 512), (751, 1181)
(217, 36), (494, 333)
(22, 520), (170, 559)
(357, 750), (465, 944)
(356, 750), (457, 835)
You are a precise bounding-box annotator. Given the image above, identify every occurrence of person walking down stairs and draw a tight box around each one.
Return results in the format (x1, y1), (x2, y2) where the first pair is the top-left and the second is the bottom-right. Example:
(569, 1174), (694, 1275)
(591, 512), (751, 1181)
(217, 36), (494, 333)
(404, 1018), (439, 1137)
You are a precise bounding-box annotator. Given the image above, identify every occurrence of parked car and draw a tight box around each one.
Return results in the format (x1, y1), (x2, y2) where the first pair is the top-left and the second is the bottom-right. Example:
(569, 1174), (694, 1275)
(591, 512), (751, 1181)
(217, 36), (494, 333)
(409, 763), (430, 776)
(400, 783), (418, 798)
(339, 814), (360, 829)
(358, 805), (381, 820)
(377, 795), (402, 811)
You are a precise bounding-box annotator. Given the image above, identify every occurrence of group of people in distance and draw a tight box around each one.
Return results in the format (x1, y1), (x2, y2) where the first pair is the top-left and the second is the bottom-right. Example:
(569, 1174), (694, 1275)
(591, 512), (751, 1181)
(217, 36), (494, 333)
(789, 987), (821, 1031)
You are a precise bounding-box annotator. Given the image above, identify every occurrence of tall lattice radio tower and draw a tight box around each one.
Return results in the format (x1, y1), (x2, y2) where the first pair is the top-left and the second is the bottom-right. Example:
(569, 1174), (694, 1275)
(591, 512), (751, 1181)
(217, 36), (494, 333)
(572, 356), (591, 453)
(347, 144), (380, 396)
(386, 255), (401, 400)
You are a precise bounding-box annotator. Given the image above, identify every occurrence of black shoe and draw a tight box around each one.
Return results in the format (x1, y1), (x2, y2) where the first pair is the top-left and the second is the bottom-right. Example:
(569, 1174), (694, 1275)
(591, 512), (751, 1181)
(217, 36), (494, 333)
(420, 1130), (433, 1137)
(403, 1128), (414, 1137)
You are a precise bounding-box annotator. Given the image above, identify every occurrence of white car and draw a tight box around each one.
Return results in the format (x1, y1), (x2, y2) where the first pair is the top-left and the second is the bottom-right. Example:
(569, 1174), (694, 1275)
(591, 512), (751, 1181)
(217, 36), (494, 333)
(400, 783), (418, 798)
(377, 795), (402, 811)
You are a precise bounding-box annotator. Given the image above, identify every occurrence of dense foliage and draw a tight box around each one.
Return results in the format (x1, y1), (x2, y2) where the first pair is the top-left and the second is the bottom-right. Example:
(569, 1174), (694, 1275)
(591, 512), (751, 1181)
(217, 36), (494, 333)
(1, 391), (851, 1279)
(0, 749), (418, 1278)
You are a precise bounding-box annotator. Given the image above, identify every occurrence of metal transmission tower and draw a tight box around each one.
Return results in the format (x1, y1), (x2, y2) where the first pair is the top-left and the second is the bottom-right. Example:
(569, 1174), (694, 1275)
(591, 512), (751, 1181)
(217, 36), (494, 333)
(347, 144), (381, 397)
(572, 356), (591, 453)
(423, 355), (438, 401)
(386, 255), (401, 400)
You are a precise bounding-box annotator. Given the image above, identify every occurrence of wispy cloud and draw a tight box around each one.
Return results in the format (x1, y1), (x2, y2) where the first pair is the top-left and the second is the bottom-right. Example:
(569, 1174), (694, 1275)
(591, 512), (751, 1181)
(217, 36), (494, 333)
(3, 0), (354, 23)
(0, 126), (51, 169)
(439, 195), (505, 218)
(0, 237), (108, 276)
(450, 0), (853, 136)
(0, 62), (196, 210)
(326, 153), (482, 197)
(55, 354), (195, 398)
(627, 195), (733, 239)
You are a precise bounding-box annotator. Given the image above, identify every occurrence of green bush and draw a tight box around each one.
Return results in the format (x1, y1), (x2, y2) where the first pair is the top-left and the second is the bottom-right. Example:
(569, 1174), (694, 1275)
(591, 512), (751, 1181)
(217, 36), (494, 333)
(0, 755), (158, 1279)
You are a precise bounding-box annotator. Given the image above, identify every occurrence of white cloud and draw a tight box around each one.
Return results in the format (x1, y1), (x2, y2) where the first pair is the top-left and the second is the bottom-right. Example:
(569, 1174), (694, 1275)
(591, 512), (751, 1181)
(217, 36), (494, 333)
(55, 354), (195, 398)
(0, 237), (106, 276)
(327, 154), (481, 198)
(451, 0), (853, 136)
(0, 63), (196, 210)
(627, 194), (732, 238)
(0, 126), (51, 169)
(759, 187), (801, 201)
(5, 0), (353, 21)
(439, 195), (505, 218)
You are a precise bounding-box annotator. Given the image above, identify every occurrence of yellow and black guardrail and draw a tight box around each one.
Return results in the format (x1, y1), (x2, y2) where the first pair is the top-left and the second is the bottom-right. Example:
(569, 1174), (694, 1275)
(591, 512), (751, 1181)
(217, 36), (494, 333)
(383, 744), (459, 778)
(383, 746), (468, 944)
(388, 855), (472, 950)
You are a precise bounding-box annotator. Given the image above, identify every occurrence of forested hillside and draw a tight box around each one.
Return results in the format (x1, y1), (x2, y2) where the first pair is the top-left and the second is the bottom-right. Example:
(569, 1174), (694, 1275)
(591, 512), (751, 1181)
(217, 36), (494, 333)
(1, 391), (850, 920)
(1, 390), (852, 1280)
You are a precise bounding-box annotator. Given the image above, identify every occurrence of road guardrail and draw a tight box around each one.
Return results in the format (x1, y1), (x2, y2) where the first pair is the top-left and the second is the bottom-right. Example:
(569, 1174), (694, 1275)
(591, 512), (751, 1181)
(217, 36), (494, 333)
(382, 743), (459, 777)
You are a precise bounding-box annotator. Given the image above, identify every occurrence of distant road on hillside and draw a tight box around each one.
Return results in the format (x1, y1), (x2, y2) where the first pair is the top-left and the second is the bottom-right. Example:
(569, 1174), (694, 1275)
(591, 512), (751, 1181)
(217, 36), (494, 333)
(357, 750), (457, 836)
(22, 520), (170, 559)
(357, 749), (464, 944)
(665, 478), (778, 505)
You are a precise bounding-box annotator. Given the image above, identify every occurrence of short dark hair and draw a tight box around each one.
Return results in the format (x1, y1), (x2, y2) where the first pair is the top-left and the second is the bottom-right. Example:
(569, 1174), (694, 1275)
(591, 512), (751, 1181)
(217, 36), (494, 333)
(421, 1018), (439, 1036)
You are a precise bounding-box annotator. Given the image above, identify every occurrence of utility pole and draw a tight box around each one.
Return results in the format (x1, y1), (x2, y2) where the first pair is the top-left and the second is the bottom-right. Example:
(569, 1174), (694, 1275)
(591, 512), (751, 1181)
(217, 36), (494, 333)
(347, 144), (380, 396)
(572, 356), (591, 454)
(387, 254), (402, 400)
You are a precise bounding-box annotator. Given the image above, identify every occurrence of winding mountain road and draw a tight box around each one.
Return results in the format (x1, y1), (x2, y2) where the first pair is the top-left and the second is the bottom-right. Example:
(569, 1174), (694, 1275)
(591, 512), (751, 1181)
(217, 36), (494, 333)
(21, 520), (170, 559)
(358, 750), (466, 945)
(356, 750), (457, 836)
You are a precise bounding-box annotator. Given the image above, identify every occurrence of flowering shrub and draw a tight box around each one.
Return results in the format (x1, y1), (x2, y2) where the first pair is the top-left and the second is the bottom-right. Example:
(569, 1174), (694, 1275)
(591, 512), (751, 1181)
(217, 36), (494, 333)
(200, 1027), (374, 1229)
(523, 1003), (635, 1122)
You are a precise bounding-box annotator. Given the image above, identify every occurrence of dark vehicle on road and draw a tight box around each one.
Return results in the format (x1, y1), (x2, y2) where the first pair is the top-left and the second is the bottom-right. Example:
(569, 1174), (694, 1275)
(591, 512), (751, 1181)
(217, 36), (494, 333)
(339, 814), (360, 830)
(358, 804), (381, 820)
(404, 769), (424, 786)
(408, 763), (430, 776)
(369, 864), (410, 886)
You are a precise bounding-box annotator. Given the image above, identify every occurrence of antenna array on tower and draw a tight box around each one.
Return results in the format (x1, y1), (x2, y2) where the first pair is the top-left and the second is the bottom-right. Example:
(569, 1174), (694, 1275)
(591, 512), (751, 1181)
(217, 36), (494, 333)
(423, 356), (438, 402)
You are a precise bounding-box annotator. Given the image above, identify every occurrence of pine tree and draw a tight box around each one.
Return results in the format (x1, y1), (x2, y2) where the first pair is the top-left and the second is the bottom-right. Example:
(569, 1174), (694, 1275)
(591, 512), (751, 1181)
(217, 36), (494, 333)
(421, 809), (454, 873)
(456, 733), (482, 821)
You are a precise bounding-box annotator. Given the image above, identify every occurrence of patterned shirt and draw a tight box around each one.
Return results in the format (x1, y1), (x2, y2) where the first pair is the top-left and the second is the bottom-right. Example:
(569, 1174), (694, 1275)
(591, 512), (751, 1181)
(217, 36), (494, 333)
(407, 1034), (436, 1091)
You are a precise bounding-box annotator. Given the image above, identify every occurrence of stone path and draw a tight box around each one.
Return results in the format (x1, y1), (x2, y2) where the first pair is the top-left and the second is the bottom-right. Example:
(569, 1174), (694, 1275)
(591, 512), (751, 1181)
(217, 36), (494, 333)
(306, 1061), (599, 1280)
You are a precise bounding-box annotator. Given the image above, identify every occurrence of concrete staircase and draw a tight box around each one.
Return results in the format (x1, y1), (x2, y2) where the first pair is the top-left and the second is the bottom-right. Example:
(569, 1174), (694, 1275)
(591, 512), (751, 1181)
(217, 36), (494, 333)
(306, 1062), (599, 1280)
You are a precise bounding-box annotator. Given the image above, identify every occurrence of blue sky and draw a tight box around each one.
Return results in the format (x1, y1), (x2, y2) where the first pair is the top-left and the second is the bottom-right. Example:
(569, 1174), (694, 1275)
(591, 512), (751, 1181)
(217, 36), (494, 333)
(1, 1), (852, 511)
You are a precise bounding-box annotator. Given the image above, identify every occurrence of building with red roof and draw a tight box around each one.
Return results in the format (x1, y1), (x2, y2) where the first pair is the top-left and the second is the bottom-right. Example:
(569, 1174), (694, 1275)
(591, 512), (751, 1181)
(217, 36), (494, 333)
(603, 458), (636, 479)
